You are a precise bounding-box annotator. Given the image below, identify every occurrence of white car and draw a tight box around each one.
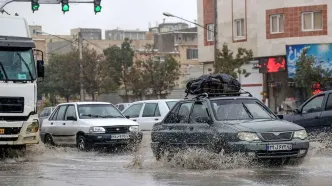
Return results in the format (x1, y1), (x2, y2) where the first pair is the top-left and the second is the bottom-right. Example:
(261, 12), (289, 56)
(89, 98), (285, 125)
(40, 102), (143, 151)
(122, 99), (179, 131)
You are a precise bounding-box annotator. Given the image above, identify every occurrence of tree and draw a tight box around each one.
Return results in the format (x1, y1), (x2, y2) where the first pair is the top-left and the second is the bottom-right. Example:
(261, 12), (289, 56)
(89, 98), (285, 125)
(294, 48), (331, 100)
(103, 38), (134, 101)
(214, 43), (254, 78)
(126, 60), (149, 100)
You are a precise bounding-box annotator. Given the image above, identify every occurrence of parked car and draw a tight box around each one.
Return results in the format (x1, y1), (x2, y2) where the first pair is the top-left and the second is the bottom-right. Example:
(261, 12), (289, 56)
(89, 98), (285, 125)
(151, 92), (309, 163)
(284, 90), (332, 137)
(38, 106), (56, 127)
(115, 103), (131, 112)
(122, 99), (179, 131)
(40, 102), (142, 151)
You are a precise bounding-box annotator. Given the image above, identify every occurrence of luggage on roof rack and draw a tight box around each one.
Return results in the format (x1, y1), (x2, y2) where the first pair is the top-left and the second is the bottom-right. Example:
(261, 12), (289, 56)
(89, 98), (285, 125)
(185, 73), (241, 96)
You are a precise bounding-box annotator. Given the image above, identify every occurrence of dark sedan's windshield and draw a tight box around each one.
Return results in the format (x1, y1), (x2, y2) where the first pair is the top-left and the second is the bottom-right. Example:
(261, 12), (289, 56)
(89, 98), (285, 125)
(211, 99), (276, 120)
(78, 104), (124, 119)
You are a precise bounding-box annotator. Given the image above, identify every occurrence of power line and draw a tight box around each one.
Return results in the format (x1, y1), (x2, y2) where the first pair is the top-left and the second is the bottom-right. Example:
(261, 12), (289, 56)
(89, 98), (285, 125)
(35, 31), (76, 44)
(47, 39), (77, 54)
(83, 39), (104, 50)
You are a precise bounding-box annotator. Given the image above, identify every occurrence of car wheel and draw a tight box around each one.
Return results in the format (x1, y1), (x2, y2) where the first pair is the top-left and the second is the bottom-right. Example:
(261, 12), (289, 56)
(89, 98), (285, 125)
(44, 134), (55, 147)
(155, 144), (169, 161)
(76, 135), (92, 152)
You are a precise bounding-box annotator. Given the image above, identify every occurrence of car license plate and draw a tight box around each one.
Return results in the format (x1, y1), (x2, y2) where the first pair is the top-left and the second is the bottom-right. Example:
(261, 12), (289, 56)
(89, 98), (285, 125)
(0, 129), (4, 134)
(267, 144), (292, 151)
(111, 134), (130, 140)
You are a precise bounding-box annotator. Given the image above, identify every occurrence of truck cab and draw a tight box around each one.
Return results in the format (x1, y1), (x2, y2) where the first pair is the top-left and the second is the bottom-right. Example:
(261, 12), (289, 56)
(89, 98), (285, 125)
(0, 16), (45, 147)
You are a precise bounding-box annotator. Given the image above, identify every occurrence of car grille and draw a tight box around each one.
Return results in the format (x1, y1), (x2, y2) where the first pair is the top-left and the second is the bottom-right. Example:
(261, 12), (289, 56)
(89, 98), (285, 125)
(260, 132), (293, 141)
(104, 126), (129, 134)
(256, 150), (299, 158)
(0, 97), (24, 113)
(0, 127), (21, 135)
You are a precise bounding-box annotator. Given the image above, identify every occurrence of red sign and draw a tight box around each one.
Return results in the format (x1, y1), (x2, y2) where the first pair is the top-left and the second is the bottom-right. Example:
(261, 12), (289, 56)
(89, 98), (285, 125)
(258, 56), (286, 73)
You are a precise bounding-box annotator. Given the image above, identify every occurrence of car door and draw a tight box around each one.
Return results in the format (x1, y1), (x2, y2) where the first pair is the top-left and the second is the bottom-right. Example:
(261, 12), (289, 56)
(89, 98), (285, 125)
(186, 101), (215, 148)
(318, 93), (332, 134)
(61, 104), (79, 145)
(122, 103), (144, 123)
(138, 102), (163, 131)
(161, 101), (194, 147)
(292, 94), (325, 134)
(52, 105), (68, 145)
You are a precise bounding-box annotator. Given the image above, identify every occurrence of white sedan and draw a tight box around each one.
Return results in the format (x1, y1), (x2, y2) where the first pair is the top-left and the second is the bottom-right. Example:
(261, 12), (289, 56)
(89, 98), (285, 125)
(40, 102), (142, 151)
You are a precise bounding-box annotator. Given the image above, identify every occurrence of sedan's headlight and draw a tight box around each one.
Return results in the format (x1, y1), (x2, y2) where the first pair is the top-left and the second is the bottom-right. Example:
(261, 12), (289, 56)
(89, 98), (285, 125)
(293, 130), (308, 140)
(237, 132), (260, 142)
(129, 126), (140, 132)
(27, 119), (39, 133)
(89, 127), (106, 133)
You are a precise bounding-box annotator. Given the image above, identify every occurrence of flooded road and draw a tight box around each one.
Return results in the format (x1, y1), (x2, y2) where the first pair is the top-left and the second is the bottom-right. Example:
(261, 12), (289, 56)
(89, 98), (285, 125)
(0, 132), (332, 186)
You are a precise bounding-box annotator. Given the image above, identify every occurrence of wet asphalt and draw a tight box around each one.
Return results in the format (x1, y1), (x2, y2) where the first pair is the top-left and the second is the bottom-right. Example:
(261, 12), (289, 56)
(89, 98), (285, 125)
(0, 132), (332, 186)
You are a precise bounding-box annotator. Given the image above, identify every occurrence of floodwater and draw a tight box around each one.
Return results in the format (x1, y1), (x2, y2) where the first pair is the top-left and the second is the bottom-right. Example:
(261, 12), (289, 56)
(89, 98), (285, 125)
(0, 132), (332, 186)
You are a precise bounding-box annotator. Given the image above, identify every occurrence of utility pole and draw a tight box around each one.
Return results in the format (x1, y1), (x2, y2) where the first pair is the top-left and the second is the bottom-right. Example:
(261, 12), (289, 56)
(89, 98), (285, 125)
(213, 0), (218, 66)
(78, 31), (84, 101)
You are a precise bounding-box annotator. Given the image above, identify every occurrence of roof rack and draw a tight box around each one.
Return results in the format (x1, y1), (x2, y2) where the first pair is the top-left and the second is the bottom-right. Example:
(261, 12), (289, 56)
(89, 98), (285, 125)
(188, 90), (253, 100)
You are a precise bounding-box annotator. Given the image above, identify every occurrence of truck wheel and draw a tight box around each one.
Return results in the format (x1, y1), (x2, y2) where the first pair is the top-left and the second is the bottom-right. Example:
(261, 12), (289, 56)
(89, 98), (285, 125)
(77, 135), (92, 152)
(44, 134), (55, 147)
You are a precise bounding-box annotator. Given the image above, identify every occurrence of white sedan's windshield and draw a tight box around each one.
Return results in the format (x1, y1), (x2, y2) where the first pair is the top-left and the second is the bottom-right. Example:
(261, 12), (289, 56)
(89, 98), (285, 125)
(0, 49), (36, 81)
(78, 104), (124, 119)
(211, 99), (276, 120)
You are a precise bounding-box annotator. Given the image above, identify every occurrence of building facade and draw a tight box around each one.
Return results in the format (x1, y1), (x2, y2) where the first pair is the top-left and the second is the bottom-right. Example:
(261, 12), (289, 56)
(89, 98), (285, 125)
(71, 28), (102, 40)
(105, 29), (147, 41)
(197, 0), (331, 111)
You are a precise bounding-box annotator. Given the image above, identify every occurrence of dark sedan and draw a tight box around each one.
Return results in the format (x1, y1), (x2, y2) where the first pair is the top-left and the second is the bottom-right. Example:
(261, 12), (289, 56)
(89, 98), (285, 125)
(151, 93), (309, 163)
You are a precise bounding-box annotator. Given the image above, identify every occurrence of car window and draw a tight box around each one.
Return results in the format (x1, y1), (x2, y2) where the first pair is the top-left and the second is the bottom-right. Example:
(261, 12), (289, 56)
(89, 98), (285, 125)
(65, 105), (76, 120)
(189, 101), (210, 123)
(164, 102), (193, 124)
(40, 109), (46, 117)
(123, 103), (143, 118)
(325, 93), (332, 111)
(302, 95), (324, 114)
(211, 99), (275, 120)
(118, 104), (125, 111)
(49, 107), (59, 121)
(166, 101), (178, 110)
(142, 103), (161, 117)
(56, 105), (67, 121)
(78, 104), (123, 119)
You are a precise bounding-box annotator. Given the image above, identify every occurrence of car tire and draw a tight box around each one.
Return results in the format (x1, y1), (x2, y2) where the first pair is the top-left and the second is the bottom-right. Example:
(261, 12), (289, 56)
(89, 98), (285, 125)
(44, 134), (55, 147)
(155, 143), (169, 161)
(77, 135), (92, 152)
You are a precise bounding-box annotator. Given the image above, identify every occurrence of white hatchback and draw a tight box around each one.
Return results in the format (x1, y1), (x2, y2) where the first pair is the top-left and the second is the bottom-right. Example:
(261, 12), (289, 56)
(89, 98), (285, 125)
(40, 102), (142, 151)
(122, 99), (179, 131)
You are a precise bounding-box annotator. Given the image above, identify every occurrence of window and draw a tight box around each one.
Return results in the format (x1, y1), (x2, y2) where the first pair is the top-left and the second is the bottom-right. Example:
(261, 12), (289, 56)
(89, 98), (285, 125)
(118, 104), (125, 111)
(65, 105), (76, 120)
(206, 24), (214, 41)
(142, 103), (161, 117)
(49, 107), (59, 121)
(302, 11), (323, 31)
(164, 102), (193, 124)
(325, 94), (332, 111)
(186, 49), (198, 60)
(189, 102), (210, 123)
(123, 103), (143, 118)
(56, 106), (67, 120)
(166, 101), (178, 110)
(77, 104), (123, 119)
(270, 14), (284, 33)
(235, 19), (245, 37)
(302, 95), (324, 113)
(211, 99), (276, 120)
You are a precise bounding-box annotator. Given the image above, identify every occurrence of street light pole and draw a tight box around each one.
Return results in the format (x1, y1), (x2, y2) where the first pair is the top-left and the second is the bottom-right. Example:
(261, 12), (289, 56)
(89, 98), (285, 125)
(78, 32), (84, 101)
(213, 0), (218, 66)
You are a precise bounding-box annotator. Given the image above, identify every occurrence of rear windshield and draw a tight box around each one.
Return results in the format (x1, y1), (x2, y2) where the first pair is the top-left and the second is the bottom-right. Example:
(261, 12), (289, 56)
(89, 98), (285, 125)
(211, 99), (276, 120)
(166, 101), (178, 110)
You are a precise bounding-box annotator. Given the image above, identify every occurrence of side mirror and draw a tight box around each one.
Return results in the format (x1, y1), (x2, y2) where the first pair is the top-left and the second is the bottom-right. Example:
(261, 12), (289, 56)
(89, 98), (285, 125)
(125, 116), (130, 119)
(67, 116), (77, 121)
(277, 115), (284, 119)
(293, 109), (301, 114)
(37, 60), (45, 78)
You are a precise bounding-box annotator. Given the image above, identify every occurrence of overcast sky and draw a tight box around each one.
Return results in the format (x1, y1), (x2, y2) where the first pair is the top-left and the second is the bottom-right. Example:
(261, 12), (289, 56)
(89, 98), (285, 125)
(2, 0), (197, 35)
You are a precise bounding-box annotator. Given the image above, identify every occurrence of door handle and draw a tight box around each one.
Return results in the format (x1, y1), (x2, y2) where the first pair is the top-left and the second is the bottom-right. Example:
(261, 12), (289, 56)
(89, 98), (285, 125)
(155, 118), (159, 121)
(63, 123), (66, 125)
(189, 127), (194, 131)
(50, 123), (53, 125)
(314, 116), (319, 119)
(169, 127), (175, 130)
(133, 119), (137, 121)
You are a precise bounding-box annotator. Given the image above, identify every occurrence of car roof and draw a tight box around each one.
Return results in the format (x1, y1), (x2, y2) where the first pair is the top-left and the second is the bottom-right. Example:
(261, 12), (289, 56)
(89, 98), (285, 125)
(130, 99), (180, 104)
(57, 102), (112, 106)
(207, 96), (257, 101)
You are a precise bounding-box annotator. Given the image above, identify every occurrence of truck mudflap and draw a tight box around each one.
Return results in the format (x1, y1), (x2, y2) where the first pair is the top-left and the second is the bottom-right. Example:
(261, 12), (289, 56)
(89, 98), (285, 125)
(0, 115), (40, 145)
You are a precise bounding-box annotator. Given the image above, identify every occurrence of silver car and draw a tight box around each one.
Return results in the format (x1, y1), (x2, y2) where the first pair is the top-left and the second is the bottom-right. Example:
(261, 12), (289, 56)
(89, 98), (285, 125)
(38, 107), (55, 127)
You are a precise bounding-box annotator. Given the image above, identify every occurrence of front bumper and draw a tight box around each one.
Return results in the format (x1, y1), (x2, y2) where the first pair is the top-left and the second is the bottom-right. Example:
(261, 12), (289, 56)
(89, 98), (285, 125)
(227, 139), (309, 159)
(0, 120), (39, 146)
(85, 132), (143, 146)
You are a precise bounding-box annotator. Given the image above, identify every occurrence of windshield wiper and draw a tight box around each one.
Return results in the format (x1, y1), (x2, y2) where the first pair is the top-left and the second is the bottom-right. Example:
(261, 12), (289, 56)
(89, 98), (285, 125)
(242, 102), (254, 119)
(101, 115), (124, 118)
(16, 52), (33, 82)
(0, 60), (8, 82)
(81, 114), (102, 118)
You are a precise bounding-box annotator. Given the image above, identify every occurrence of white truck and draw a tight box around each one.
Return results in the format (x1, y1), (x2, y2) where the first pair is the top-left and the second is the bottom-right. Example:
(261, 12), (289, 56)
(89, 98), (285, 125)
(0, 16), (45, 149)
